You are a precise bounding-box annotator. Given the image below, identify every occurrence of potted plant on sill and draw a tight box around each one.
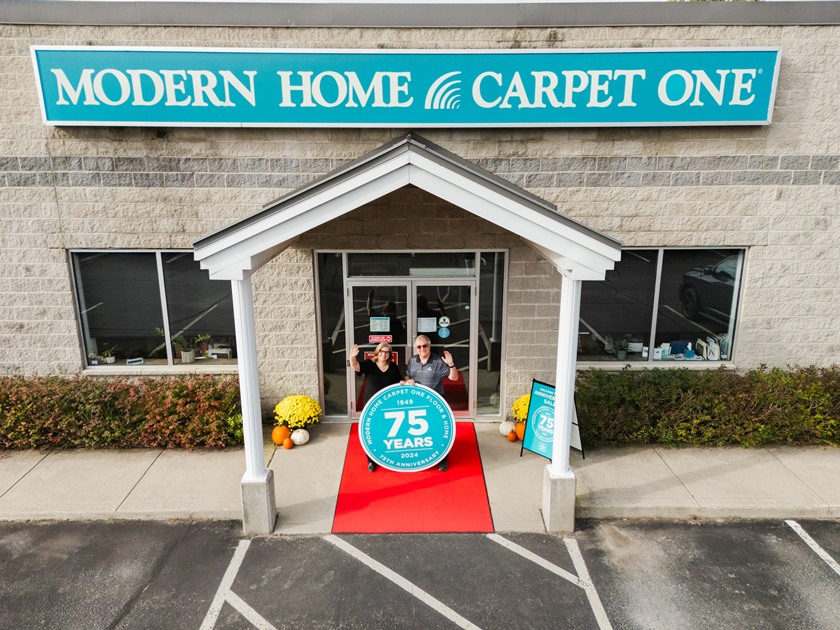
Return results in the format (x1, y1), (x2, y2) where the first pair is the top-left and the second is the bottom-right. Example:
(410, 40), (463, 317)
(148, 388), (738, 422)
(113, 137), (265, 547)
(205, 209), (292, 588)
(615, 338), (629, 361)
(100, 346), (118, 364)
(172, 333), (211, 364)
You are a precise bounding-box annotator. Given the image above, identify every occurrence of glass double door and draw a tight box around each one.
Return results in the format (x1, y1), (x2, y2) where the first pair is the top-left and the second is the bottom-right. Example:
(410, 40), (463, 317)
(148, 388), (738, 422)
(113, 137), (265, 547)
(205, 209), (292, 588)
(348, 280), (474, 417)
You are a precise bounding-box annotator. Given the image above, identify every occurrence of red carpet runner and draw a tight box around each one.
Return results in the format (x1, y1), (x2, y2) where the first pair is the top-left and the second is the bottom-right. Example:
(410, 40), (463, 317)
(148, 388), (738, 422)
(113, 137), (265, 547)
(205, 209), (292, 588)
(332, 422), (494, 534)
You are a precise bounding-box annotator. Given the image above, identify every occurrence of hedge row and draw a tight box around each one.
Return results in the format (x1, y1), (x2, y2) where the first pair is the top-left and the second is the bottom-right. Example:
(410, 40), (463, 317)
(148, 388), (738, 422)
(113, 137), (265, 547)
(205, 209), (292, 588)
(3, 367), (838, 450)
(0, 375), (243, 449)
(575, 366), (840, 447)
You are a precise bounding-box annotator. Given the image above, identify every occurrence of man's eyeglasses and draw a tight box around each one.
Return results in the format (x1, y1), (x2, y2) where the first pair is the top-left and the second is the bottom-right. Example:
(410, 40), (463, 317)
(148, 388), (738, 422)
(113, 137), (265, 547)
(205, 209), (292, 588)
(415, 344), (429, 349)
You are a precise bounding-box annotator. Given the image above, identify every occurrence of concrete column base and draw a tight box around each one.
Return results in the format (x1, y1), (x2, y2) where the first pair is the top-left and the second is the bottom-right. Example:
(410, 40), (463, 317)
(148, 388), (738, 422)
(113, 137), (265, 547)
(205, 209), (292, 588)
(241, 469), (277, 535)
(542, 466), (577, 534)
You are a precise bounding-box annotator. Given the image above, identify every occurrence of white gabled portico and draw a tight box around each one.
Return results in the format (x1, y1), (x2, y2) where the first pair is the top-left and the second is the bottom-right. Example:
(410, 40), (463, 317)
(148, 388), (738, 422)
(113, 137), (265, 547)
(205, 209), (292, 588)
(194, 133), (621, 535)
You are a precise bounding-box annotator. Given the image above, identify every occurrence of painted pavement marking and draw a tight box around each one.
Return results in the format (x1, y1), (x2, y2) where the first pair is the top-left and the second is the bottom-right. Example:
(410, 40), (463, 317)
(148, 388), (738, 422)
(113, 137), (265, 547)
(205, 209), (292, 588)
(487, 533), (613, 630)
(486, 533), (583, 587)
(786, 520), (840, 578)
(200, 534), (615, 630)
(565, 537), (614, 630)
(200, 539), (278, 630)
(324, 534), (482, 630)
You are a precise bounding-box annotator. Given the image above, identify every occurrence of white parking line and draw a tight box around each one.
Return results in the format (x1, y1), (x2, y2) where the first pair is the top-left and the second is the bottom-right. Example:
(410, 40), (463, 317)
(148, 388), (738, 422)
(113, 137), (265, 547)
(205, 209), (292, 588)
(202, 534), (614, 630)
(565, 538), (613, 630)
(226, 591), (278, 630)
(486, 533), (583, 587)
(324, 535), (482, 630)
(786, 520), (840, 578)
(200, 539), (278, 630)
(487, 534), (613, 630)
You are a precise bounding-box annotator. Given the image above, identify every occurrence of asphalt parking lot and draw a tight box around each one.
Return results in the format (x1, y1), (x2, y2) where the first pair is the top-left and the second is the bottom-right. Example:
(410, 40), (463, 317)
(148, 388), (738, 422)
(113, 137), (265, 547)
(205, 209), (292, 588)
(1, 519), (838, 629)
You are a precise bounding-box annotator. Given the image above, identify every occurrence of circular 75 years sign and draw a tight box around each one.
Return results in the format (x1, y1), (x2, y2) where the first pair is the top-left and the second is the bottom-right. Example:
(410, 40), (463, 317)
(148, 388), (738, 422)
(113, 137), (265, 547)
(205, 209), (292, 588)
(359, 383), (456, 472)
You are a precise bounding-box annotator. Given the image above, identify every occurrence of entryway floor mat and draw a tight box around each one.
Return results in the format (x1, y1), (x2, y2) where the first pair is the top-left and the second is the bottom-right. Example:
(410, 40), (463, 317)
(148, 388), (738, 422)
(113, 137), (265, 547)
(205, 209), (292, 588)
(331, 422), (494, 534)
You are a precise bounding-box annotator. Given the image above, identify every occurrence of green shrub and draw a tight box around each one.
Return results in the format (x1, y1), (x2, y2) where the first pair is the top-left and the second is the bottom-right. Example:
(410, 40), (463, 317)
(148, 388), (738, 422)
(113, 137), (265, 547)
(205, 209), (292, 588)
(575, 365), (839, 447)
(0, 375), (243, 450)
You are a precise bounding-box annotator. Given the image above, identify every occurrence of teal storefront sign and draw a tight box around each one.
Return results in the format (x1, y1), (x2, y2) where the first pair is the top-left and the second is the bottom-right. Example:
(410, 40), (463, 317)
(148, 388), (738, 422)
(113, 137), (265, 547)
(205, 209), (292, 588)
(359, 383), (455, 472)
(521, 379), (583, 460)
(31, 46), (780, 127)
(521, 380), (557, 459)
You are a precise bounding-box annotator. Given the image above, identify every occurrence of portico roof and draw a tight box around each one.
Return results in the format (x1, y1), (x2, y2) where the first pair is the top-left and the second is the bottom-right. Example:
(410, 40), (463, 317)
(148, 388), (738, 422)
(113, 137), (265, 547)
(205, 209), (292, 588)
(194, 133), (621, 281)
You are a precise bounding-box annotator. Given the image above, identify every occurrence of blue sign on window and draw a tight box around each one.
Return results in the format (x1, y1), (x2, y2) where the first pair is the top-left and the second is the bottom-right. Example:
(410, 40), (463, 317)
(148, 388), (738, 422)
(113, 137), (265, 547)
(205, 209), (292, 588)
(31, 46), (780, 127)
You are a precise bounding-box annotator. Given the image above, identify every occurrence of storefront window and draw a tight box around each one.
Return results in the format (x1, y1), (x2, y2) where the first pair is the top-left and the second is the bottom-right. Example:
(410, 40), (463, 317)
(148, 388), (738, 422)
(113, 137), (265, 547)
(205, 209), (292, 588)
(578, 249), (659, 362)
(318, 250), (505, 417)
(578, 248), (744, 363)
(477, 252), (505, 414)
(71, 251), (236, 367)
(347, 252), (475, 277)
(654, 250), (742, 361)
(318, 252), (348, 416)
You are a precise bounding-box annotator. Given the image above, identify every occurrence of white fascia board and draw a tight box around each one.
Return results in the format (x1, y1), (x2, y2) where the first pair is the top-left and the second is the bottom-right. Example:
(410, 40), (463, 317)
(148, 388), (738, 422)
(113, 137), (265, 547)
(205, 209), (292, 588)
(408, 166), (617, 276)
(408, 151), (621, 263)
(249, 168), (410, 250)
(199, 168), (410, 278)
(528, 242), (610, 280)
(194, 151), (411, 262)
(201, 258), (247, 281)
(200, 239), (295, 280)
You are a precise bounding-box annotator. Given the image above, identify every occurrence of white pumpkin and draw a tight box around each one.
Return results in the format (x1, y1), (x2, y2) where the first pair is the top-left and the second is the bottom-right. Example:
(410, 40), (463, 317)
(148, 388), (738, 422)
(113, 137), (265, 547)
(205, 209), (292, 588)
(499, 420), (516, 436)
(290, 429), (310, 446)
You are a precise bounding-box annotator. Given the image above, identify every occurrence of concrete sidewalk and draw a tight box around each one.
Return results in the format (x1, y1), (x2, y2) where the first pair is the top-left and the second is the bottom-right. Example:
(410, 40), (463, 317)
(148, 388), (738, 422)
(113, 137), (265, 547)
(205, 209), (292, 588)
(0, 423), (837, 534)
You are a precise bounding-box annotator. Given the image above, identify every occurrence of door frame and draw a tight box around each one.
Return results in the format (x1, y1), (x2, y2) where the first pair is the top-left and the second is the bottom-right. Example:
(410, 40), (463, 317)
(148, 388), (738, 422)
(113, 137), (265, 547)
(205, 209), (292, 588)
(346, 277), (477, 418)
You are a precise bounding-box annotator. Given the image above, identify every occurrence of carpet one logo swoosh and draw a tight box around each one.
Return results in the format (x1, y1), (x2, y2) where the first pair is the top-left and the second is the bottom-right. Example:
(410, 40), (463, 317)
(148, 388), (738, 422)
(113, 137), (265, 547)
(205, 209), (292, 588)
(359, 384), (456, 472)
(424, 71), (462, 110)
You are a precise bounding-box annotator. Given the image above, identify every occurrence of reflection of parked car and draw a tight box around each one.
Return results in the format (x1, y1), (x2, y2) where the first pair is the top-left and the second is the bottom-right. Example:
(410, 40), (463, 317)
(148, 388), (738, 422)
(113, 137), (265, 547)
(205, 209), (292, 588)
(679, 256), (738, 324)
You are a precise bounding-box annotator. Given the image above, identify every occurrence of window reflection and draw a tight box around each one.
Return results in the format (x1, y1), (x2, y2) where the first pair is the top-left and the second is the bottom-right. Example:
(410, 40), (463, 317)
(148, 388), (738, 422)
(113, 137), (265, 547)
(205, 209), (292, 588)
(348, 252), (475, 277)
(477, 252), (504, 414)
(318, 253), (347, 415)
(73, 252), (163, 364)
(72, 251), (236, 367)
(162, 253), (236, 364)
(578, 248), (744, 363)
(578, 250), (658, 361)
(655, 250), (742, 361)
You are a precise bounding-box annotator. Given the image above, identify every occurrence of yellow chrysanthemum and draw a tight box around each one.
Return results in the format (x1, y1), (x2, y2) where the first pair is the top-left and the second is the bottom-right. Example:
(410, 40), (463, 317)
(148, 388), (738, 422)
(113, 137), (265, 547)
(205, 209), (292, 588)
(274, 395), (322, 430)
(511, 394), (530, 423)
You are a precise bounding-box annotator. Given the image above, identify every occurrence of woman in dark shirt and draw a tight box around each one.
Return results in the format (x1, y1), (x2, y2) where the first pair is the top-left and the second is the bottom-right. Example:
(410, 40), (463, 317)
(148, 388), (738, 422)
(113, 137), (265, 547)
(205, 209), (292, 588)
(349, 342), (403, 471)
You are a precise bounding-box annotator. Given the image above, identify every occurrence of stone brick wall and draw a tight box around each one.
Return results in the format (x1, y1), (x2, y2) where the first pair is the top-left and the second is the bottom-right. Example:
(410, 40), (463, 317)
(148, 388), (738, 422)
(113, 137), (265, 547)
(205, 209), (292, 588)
(1, 23), (839, 417)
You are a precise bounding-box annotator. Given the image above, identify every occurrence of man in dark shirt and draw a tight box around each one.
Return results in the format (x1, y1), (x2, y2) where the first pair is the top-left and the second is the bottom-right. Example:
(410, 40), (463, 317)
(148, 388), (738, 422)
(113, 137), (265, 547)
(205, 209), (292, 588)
(404, 335), (458, 471)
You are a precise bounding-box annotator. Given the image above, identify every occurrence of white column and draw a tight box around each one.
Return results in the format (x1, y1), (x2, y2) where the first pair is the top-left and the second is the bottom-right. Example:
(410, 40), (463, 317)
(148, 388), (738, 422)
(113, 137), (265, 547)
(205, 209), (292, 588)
(232, 276), (277, 534)
(542, 272), (582, 533)
(549, 273), (582, 475)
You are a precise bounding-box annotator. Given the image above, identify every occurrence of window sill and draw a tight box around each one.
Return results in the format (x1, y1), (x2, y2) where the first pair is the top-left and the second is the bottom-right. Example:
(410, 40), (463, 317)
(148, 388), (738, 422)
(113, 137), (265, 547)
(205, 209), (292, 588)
(576, 361), (736, 372)
(82, 364), (239, 376)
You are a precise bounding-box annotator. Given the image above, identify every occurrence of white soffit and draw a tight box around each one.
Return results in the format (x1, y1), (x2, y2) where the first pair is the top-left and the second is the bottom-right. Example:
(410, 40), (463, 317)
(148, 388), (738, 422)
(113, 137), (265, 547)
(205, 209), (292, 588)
(193, 133), (622, 280)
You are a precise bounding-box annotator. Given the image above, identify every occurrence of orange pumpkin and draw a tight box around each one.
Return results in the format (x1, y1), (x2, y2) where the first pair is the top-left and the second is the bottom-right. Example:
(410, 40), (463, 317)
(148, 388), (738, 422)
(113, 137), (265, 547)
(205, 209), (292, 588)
(272, 425), (291, 445)
(282, 437), (294, 449)
(515, 422), (526, 441)
(507, 431), (517, 442)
